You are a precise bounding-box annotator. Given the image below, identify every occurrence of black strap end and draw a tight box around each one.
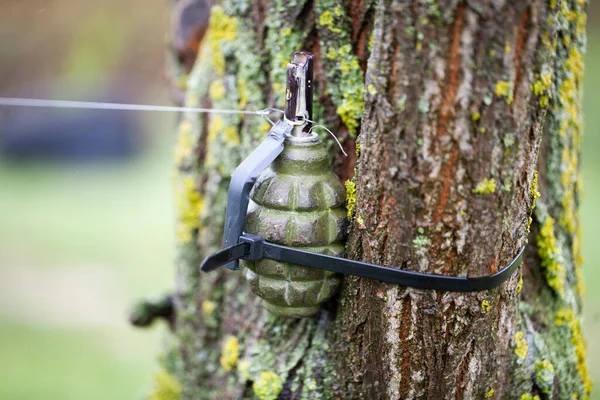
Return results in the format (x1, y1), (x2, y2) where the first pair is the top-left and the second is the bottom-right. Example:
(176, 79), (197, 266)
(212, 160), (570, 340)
(200, 242), (250, 272)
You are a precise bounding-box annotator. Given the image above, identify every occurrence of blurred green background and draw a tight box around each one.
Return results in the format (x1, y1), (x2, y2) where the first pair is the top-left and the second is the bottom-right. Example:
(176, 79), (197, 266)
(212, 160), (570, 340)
(0, 1), (598, 399)
(0, 1), (176, 399)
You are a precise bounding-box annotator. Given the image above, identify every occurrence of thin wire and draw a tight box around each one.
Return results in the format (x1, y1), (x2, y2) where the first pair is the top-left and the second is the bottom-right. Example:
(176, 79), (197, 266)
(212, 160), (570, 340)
(0, 97), (280, 116)
(0, 98), (348, 156)
(262, 113), (276, 126)
(263, 108), (286, 126)
(307, 120), (348, 157)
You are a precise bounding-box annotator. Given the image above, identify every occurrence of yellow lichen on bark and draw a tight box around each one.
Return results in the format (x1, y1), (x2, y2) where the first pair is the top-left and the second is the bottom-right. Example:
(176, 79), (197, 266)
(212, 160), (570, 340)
(174, 120), (193, 167)
(149, 370), (182, 400)
(220, 335), (239, 372)
(495, 80), (513, 104)
(175, 177), (203, 243)
(472, 178), (496, 194)
(555, 308), (592, 395)
(536, 217), (566, 297)
(253, 371), (283, 400)
(202, 6), (238, 76)
(345, 180), (357, 218)
(514, 331), (528, 361)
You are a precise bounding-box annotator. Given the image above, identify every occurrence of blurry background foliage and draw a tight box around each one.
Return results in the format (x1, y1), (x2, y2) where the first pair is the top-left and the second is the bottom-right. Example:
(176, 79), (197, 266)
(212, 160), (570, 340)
(0, 1), (598, 399)
(0, 1), (175, 399)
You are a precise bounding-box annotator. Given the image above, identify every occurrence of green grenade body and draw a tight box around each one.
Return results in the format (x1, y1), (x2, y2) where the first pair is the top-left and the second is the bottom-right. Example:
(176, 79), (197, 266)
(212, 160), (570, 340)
(242, 133), (347, 317)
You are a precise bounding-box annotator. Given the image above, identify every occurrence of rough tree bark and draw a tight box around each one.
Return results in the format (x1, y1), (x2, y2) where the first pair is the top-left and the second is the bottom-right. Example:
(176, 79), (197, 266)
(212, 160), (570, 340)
(162, 0), (591, 399)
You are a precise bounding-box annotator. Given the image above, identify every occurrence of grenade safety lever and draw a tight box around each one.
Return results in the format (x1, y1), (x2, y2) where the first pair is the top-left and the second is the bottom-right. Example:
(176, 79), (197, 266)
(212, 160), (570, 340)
(221, 119), (293, 270)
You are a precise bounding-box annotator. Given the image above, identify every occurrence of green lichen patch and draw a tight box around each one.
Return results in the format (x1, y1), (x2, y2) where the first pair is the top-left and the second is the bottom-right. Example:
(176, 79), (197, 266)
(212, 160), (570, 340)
(367, 83), (377, 95)
(253, 371), (283, 400)
(209, 79), (226, 101)
(554, 308), (592, 396)
(318, 10), (342, 34)
(514, 331), (528, 361)
(573, 223), (585, 298)
(418, 96), (429, 113)
(503, 133), (516, 149)
(203, 6), (238, 76)
(548, 0), (586, 306)
(356, 214), (365, 227)
(174, 120), (194, 168)
(413, 235), (430, 248)
(520, 394), (540, 400)
(472, 178), (496, 194)
(345, 179), (357, 218)
(532, 71), (553, 107)
(481, 300), (491, 312)
(534, 359), (555, 395)
(315, 2), (365, 137)
(148, 369), (182, 400)
(560, 145), (579, 235)
(332, 45), (365, 136)
(531, 171), (541, 204)
(220, 335), (239, 372)
(202, 300), (216, 317)
(495, 80), (513, 104)
(520, 4), (592, 397)
(527, 171), (542, 233)
(536, 217), (566, 298)
(237, 359), (251, 381)
(175, 177), (203, 244)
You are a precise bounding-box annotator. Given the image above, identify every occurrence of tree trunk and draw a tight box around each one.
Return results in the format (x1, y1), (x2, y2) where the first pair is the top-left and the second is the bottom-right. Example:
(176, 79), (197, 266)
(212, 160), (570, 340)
(166, 1), (591, 399)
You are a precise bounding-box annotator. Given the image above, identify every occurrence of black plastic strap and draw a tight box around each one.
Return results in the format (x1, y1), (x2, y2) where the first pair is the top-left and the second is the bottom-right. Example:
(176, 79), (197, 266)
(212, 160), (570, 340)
(200, 233), (525, 292)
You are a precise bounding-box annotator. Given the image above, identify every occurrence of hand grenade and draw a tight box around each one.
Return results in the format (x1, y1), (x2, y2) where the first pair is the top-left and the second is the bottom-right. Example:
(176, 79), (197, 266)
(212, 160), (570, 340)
(242, 134), (347, 317)
(242, 52), (348, 317)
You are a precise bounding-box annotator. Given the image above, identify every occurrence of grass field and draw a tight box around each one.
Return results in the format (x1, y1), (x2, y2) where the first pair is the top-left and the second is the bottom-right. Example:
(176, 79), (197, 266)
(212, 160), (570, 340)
(0, 115), (177, 399)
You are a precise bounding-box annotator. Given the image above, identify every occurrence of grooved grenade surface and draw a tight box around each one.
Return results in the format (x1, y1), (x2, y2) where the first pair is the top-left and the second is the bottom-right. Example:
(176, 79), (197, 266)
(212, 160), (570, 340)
(242, 134), (348, 317)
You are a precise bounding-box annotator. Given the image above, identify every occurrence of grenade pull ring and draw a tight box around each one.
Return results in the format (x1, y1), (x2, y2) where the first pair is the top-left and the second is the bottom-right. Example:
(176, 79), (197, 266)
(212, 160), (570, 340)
(200, 51), (526, 311)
